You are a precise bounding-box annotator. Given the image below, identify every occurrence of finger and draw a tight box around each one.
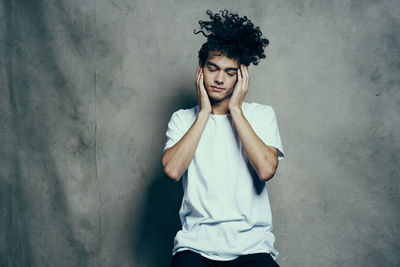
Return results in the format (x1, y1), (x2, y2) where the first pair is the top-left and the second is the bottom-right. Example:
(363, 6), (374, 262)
(244, 66), (250, 81)
(197, 66), (202, 83)
(237, 65), (242, 87)
(197, 72), (202, 91)
(239, 65), (245, 89)
(196, 73), (201, 92)
(196, 66), (200, 81)
(199, 73), (206, 92)
(242, 65), (249, 87)
(242, 65), (247, 78)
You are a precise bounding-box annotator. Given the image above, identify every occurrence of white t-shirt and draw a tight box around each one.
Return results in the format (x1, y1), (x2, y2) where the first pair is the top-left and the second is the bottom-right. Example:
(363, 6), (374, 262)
(164, 102), (285, 261)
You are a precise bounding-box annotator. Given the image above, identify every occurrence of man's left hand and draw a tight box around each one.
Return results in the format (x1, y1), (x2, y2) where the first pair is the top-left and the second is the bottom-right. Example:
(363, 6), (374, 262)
(229, 64), (249, 111)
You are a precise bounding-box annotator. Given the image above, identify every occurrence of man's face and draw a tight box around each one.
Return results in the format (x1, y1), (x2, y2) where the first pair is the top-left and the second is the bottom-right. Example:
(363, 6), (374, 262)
(202, 52), (240, 102)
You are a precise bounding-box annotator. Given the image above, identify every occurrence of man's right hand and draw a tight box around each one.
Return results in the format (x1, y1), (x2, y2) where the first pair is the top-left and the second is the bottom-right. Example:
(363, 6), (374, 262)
(162, 66), (212, 181)
(196, 65), (212, 114)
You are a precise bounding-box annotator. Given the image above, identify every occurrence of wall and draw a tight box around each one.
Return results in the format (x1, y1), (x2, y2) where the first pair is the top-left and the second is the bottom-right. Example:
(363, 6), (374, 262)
(1, 0), (399, 266)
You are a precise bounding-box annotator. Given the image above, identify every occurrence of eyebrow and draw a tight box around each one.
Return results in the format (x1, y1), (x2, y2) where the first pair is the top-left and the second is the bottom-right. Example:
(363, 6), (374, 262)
(206, 62), (238, 72)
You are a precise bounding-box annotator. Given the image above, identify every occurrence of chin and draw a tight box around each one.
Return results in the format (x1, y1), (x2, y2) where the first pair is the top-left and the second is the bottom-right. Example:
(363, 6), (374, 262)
(207, 92), (223, 100)
(210, 94), (230, 103)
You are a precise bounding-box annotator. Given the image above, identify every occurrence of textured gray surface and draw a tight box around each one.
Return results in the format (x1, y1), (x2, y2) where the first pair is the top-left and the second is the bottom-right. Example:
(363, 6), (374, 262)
(1, 0), (399, 266)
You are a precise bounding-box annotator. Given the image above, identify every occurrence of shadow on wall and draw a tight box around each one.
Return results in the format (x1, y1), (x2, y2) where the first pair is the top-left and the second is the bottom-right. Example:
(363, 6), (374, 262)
(130, 88), (197, 266)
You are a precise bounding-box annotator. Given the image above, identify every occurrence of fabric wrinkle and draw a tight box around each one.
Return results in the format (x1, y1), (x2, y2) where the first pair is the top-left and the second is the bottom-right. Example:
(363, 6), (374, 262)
(164, 102), (285, 261)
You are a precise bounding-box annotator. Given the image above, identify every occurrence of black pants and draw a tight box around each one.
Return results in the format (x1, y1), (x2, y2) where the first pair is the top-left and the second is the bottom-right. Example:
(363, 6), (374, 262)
(170, 250), (280, 267)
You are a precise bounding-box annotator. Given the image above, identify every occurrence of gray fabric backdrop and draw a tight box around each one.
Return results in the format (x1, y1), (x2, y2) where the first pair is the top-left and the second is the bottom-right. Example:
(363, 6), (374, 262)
(1, 0), (399, 266)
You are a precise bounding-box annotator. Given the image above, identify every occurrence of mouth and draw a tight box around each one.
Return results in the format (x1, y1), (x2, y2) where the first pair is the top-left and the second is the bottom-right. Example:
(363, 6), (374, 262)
(211, 86), (224, 92)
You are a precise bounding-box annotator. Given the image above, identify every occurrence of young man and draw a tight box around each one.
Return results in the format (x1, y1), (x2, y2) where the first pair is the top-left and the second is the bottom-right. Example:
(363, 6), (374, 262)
(162, 10), (284, 267)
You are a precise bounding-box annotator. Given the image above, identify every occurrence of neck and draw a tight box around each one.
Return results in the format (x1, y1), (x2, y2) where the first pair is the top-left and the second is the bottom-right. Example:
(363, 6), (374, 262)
(210, 97), (230, 115)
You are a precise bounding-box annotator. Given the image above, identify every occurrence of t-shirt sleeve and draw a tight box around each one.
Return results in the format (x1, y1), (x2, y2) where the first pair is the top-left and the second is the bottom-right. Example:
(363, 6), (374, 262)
(255, 106), (285, 160)
(163, 110), (187, 152)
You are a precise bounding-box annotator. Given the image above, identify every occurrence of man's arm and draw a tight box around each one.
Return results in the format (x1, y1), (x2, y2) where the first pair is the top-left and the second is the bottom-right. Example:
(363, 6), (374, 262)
(229, 65), (278, 181)
(162, 111), (210, 181)
(161, 65), (211, 181)
(230, 108), (278, 181)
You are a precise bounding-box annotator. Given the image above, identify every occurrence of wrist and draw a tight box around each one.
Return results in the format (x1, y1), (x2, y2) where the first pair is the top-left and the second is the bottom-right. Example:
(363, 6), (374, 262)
(198, 109), (211, 118)
(229, 105), (242, 115)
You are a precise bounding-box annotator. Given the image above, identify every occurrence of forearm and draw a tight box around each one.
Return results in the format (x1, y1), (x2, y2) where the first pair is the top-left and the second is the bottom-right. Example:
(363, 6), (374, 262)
(230, 107), (278, 181)
(162, 111), (210, 181)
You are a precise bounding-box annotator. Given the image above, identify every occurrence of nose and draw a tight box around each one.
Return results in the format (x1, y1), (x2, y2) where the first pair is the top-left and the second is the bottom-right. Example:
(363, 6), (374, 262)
(214, 71), (224, 85)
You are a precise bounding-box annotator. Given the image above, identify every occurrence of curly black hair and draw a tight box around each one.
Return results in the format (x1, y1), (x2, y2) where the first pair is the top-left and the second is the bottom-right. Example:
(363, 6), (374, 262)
(195, 10), (269, 66)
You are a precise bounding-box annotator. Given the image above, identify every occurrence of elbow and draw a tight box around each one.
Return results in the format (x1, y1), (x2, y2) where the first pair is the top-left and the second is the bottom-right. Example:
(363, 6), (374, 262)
(161, 151), (182, 181)
(259, 162), (278, 182)
(259, 170), (275, 182)
(163, 166), (181, 181)
(161, 157), (181, 181)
